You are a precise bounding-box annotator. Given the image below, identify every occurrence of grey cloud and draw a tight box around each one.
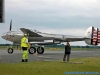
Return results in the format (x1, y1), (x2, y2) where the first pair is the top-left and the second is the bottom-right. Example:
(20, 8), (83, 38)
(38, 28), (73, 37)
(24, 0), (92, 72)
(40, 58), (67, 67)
(6, 0), (100, 18)
(1, 0), (100, 45)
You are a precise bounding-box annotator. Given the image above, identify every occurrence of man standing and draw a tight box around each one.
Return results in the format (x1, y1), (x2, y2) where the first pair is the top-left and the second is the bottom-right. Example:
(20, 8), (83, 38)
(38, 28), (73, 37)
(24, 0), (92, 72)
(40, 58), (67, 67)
(63, 42), (71, 62)
(20, 34), (30, 62)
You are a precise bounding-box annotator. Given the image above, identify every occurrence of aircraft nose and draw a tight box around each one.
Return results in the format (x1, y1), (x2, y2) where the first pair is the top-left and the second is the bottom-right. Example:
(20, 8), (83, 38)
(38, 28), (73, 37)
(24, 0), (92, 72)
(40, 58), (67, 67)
(1, 33), (6, 39)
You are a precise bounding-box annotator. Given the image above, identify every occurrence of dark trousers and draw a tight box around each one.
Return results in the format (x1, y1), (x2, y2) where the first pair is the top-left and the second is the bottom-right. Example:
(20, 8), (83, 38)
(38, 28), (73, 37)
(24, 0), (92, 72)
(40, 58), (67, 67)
(63, 54), (70, 62)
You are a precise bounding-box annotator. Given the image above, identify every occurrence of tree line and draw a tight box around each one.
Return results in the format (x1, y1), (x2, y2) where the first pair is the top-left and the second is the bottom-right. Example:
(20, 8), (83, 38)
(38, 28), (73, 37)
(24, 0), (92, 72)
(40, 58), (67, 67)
(0, 44), (100, 48)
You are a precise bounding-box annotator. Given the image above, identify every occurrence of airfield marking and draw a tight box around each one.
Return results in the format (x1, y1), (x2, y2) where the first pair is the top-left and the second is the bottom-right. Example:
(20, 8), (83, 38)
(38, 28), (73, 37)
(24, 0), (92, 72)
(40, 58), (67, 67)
(38, 56), (52, 59)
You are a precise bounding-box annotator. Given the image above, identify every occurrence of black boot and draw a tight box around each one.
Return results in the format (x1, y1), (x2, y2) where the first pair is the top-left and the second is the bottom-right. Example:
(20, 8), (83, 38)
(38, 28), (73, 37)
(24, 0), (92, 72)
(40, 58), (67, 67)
(25, 59), (28, 62)
(21, 59), (25, 62)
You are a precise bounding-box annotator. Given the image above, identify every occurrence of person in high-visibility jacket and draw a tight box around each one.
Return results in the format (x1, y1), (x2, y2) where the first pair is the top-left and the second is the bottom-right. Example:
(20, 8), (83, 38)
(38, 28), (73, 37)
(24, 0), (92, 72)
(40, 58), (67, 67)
(20, 34), (30, 62)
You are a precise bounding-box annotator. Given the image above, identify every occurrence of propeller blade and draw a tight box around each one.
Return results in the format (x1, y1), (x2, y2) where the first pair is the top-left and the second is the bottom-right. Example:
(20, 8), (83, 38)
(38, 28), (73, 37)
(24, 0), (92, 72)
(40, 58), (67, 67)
(10, 19), (12, 31)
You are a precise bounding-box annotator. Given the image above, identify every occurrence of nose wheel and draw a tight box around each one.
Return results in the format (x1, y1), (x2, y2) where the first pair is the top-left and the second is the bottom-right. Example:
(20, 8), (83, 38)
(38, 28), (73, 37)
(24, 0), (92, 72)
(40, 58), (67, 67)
(8, 48), (13, 54)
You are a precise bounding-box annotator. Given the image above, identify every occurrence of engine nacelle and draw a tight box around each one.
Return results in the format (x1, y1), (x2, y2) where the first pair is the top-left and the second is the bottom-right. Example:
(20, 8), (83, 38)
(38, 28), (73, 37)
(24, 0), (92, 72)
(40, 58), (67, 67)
(29, 40), (61, 45)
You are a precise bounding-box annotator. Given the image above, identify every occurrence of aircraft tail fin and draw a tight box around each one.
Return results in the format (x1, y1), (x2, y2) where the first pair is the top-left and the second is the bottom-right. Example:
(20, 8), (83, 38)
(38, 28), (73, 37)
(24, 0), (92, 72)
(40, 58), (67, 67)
(85, 26), (100, 45)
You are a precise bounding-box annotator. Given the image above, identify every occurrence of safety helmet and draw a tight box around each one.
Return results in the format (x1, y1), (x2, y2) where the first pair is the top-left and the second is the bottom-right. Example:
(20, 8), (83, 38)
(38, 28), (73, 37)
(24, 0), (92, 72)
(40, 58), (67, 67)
(24, 34), (27, 36)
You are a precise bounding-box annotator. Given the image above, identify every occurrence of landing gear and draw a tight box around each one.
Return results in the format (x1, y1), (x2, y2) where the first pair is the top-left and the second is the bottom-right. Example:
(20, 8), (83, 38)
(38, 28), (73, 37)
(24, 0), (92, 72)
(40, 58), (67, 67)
(7, 45), (45, 54)
(37, 47), (44, 54)
(8, 48), (13, 54)
(28, 47), (44, 54)
(7, 44), (14, 54)
(28, 47), (36, 54)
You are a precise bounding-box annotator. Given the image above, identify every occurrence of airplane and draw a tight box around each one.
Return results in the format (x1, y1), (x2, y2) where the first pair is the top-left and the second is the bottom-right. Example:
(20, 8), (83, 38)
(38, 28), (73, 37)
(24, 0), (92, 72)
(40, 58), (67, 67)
(1, 20), (100, 54)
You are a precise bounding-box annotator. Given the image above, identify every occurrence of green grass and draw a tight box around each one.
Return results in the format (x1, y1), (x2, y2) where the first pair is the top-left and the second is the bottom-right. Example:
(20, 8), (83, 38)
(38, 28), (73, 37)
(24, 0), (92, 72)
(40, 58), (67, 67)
(0, 57), (100, 75)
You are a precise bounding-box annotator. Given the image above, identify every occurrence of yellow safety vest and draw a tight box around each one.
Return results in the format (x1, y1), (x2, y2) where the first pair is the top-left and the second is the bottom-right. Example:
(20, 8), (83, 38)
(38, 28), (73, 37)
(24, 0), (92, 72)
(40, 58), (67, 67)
(21, 37), (28, 47)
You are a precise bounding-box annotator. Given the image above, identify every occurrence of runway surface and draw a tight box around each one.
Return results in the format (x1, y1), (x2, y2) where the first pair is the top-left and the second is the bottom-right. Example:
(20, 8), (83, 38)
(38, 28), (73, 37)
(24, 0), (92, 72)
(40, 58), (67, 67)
(0, 50), (100, 63)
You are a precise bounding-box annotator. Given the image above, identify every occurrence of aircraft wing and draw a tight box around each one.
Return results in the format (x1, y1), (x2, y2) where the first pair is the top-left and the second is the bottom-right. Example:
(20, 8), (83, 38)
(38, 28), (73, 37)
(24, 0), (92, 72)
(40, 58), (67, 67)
(20, 28), (42, 37)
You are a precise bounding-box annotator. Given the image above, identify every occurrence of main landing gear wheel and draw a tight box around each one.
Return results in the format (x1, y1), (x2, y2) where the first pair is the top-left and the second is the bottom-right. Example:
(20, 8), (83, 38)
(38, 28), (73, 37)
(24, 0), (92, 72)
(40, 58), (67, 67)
(37, 47), (44, 54)
(28, 47), (36, 54)
(8, 48), (13, 54)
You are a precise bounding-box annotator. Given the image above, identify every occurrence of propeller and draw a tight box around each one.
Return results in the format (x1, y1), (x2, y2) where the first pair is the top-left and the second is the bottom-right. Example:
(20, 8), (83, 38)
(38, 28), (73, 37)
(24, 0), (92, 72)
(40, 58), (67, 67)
(10, 19), (12, 31)
(6, 19), (12, 40)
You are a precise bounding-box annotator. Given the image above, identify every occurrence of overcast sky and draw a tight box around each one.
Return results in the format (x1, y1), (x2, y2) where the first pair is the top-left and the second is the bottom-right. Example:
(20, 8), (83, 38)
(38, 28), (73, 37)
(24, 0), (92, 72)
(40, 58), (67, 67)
(0, 0), (100, 46)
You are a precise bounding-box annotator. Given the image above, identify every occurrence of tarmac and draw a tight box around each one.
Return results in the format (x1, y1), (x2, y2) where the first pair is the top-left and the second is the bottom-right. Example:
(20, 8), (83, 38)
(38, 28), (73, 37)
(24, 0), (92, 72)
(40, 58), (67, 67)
(0, 50), (100, 63)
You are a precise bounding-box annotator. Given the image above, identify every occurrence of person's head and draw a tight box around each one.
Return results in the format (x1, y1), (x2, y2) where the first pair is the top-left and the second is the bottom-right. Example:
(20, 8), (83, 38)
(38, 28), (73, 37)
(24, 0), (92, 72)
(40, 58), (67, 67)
(66, 42), (70, 47)
(24, 34), (28, 37)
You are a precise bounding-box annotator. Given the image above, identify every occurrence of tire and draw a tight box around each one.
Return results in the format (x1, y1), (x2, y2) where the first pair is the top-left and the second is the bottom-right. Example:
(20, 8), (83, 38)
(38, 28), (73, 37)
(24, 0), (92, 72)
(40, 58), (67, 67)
(37, 47), (44, 54)
(8, 48), (13, 54)
(28, 47), (36, 54)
